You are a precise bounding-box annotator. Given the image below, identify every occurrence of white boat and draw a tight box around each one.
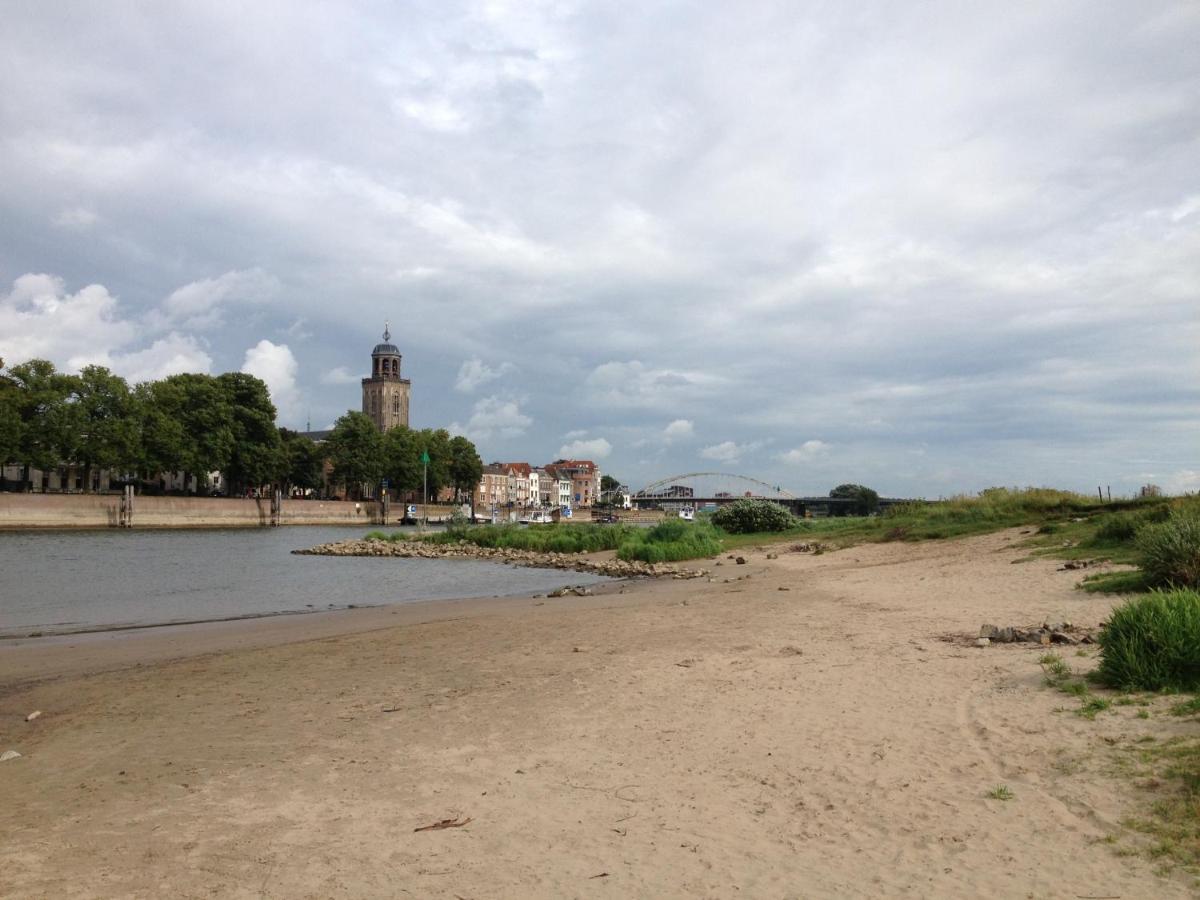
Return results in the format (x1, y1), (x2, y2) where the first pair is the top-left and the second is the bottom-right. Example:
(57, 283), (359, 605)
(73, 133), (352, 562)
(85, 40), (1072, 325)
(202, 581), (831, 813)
(520, 508), (556, 525)
(678, 507), (695, 521)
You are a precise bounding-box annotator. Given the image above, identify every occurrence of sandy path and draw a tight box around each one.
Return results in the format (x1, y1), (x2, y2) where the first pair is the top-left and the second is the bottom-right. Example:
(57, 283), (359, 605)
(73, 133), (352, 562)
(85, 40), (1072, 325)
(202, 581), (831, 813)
(0, 530), (1193, 898)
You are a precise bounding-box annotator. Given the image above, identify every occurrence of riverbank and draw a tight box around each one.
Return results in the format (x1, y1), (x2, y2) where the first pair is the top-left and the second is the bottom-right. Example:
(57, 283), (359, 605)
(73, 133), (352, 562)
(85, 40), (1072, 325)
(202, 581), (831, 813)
(295, 537), (711, 580)
(1, 530), (1194, 897)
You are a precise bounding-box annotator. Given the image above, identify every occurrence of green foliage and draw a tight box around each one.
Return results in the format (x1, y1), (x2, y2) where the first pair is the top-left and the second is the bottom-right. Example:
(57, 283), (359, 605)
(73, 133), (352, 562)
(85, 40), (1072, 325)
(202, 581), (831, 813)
(448, 435), (483, 503)
(141, 373), (235, 481)
(1137, 507), (1200, 588)
(417, 428), (452, 500)
(216, 372), (283, 492)
(0, 358), (25, 466)
(829, 483), (880, 515)
(70, 366), (141, 487)
(601, 474), (620, 493)
(711, 499), (797, 534)
(426, 522), (631, 554)
(326, 411), (383, 498)
(381, 425), (422, 494)
(1097, 590), (1200, 691)
(617, 519), (723, 563)
(6, 358), (79, 472)
(986, 785), (1014, 801)
(279, 428), (325, 492)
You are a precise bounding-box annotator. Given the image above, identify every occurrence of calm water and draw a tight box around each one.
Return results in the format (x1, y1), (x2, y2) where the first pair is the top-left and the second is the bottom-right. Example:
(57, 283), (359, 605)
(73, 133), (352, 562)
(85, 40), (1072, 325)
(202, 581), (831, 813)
(0, 526), (611, 637)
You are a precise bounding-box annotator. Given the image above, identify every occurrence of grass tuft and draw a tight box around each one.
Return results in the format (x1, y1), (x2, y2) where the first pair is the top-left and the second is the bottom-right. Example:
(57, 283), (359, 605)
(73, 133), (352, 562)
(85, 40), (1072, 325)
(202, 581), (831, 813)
(986, 785), (1015, 801)
(1097, 589), (1200, 692)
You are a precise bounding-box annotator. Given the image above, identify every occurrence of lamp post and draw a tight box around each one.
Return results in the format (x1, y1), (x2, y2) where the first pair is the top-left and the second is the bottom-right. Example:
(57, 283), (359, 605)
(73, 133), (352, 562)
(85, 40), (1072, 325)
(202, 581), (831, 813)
(420, 449), (430, 530)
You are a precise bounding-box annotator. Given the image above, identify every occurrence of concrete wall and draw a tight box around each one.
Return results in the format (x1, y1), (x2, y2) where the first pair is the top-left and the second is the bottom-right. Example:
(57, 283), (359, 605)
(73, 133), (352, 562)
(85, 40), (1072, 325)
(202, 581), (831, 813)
(0, 493), (390, 530)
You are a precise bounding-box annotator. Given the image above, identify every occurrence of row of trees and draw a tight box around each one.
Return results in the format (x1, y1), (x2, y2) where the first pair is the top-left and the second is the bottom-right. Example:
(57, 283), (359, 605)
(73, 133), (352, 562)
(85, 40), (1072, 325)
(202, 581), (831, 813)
(0, 357), (483, 500)
(323, 411), (483, 502)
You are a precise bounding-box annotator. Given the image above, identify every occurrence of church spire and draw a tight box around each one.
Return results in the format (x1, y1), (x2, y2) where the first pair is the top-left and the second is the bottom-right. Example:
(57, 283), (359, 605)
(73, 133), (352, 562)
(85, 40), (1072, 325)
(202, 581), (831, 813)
(383, 320), (390, 342)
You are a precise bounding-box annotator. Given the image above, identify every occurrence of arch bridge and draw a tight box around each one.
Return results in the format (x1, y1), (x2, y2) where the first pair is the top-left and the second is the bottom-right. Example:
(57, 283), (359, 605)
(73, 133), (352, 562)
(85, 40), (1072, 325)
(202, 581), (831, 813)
(632, 472), (864, 517)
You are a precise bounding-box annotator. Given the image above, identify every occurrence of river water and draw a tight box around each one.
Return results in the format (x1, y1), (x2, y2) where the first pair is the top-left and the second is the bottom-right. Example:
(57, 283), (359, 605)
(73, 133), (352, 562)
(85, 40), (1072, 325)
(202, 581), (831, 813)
(0, 526), (611, 637)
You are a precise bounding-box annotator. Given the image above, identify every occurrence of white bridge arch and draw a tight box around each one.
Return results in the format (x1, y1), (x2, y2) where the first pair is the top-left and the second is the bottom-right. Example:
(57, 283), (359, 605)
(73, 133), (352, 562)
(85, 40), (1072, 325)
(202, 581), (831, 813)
(634, 472), (796, 500)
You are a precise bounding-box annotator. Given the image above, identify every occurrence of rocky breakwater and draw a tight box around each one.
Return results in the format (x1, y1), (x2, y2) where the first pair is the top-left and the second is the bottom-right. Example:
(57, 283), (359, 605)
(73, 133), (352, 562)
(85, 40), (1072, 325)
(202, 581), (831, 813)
(293, 539), (710, 580)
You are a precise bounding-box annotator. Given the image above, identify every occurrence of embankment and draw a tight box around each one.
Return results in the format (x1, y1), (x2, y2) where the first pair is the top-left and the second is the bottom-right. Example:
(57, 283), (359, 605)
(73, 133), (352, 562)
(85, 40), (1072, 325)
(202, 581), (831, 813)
(0, 493), (417, 529)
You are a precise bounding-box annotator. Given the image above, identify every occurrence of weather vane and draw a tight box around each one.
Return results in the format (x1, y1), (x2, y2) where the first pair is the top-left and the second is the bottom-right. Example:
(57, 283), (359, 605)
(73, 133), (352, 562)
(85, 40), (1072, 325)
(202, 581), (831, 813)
(383, 320), (390, 342)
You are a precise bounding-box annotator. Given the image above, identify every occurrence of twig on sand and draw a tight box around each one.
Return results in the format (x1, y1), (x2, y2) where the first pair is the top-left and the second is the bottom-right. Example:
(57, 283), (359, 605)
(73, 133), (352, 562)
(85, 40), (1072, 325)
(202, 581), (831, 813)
(614, 811), (639, 823)
(589, 872), (609, 879)
(414, 816), (473, 832)
(382, 706), (402, 713)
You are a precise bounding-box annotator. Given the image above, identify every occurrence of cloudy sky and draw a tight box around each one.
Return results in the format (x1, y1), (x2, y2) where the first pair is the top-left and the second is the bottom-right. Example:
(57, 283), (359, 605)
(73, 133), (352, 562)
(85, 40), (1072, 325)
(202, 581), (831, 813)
(1, 1), (1197, 497)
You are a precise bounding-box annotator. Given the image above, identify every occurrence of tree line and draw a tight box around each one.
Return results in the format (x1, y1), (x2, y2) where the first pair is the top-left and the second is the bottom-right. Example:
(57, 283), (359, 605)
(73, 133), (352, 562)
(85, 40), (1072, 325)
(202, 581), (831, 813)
(0, 357), (482, 500)
(323, 411), (483, 503)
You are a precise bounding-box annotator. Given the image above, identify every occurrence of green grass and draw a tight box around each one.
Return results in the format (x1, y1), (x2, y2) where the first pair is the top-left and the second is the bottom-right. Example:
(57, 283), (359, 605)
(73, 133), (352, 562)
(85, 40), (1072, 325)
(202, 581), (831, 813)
(1118, 737), (1200, 873)
(1079, 570), (1154, 594)
(1097, 589), (1200, 692)
(616, 519), (723, 563)
(1171, 697), (1200, 717)
(986, 785), (1015, 801)
(418, 522), (633, 554)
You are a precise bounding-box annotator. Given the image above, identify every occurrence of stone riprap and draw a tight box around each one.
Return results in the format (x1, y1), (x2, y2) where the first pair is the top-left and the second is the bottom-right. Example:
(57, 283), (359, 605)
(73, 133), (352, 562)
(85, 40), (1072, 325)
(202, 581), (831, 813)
(293, 539), (710, 580)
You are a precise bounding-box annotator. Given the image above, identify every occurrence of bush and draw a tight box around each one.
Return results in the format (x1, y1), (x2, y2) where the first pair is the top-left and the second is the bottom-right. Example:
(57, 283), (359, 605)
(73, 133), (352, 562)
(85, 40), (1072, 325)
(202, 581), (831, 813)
(1137, 507), (1200, 588)
(1097, 589), (1200, 691)
(423, 523), (631, 554)
(617, 519), (723, 562)
(711, 499), (798, 534)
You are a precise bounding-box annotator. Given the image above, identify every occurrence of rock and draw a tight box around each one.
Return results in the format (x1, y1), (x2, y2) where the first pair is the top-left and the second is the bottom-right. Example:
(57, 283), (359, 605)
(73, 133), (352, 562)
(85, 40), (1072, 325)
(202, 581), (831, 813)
(1038, 633), (1052, 646)
(766, 553), (778, 560)
(1044, 622), (1065, 634)
(778, 586), (790, 591)
(1050, 631), (1078, 645)
(974, 638), (990, 648)
(25, 711), (41, 722)
(993, 627), (1016, 644)
(0, 750), (21, 762)
(735, 557), (747, 565)
(980, 624), (998, 639)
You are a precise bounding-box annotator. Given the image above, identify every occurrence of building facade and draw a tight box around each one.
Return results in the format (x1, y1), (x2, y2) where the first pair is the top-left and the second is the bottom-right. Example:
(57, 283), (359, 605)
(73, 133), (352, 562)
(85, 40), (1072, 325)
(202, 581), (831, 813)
(361, 325), (411, 432)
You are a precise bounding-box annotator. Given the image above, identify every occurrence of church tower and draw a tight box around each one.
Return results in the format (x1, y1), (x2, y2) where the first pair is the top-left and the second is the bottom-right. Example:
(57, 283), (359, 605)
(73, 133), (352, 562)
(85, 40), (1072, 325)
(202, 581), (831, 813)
(361, 323), (411, 431)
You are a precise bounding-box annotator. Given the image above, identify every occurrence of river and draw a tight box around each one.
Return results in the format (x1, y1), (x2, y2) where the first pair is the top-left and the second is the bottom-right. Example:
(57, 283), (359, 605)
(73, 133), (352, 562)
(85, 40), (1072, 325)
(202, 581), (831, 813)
(0, 526), (612, 637)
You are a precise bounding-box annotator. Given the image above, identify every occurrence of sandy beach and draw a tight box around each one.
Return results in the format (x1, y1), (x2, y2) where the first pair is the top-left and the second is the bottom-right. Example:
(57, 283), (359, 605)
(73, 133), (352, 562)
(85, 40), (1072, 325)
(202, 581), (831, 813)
(1, 529), (1194, 898)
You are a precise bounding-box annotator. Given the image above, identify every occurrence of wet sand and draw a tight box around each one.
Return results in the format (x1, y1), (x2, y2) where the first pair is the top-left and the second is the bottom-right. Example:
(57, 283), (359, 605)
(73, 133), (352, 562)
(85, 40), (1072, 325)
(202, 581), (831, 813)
(0, 531), (1194, 898)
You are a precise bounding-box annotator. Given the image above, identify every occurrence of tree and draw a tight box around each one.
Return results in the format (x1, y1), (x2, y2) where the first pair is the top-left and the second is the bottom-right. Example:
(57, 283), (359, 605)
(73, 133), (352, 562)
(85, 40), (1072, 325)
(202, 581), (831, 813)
(217, 372), (283, 494)
(415, 428), (452, 501)
(829, 483), (880, 516)
(7, 359), (78, 489)
(71, 366), (141, 492)
(279, 428), (326, 495)
(601, 474), (620, 493)
(448, 435), (483, 505)
(326, 411), (383, 499)
(140, 374), (234, 492)
(381, 425), (422, 496)
(0, 358), (22, 475)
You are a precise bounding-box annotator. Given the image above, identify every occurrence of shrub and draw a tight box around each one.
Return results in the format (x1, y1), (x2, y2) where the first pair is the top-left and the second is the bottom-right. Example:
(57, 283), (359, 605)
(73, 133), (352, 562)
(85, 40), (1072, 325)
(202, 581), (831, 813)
(617, 519), (723, 563)
(1136, 508), (1200, 588)
(1097, 589), (1200, 691)
(711, 499), (798, 534)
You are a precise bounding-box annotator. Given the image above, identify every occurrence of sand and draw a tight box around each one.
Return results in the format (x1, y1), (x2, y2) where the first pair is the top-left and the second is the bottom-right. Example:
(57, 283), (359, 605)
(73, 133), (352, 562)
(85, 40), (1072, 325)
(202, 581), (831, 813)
(0, 529), (1194, 898)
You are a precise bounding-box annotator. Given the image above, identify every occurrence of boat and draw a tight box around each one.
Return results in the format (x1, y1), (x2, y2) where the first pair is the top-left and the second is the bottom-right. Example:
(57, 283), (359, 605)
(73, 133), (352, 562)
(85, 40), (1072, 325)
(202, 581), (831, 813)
(519, 508), (556, 525)
(678, 507), (695, 522)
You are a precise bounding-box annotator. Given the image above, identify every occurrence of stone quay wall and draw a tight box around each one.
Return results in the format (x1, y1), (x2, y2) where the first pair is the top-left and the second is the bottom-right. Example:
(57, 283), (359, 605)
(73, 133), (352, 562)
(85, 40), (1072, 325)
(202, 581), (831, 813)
(0, 493), (422, 529)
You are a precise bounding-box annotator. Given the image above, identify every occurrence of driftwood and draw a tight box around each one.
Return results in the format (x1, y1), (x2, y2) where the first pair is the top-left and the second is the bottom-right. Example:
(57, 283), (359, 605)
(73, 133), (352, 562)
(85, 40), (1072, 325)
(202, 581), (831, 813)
(414, 816), (473, 832)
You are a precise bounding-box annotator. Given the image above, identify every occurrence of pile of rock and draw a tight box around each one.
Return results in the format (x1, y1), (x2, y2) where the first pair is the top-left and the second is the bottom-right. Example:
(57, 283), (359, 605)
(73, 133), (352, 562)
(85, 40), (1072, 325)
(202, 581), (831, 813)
(293, 539), (709, 580)
(975, 621), (1099, 647)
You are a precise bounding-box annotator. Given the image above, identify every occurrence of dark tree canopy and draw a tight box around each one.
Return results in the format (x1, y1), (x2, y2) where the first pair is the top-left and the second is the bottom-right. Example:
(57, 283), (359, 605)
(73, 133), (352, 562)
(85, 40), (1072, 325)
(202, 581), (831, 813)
(70, 366), (141, 490)
(327, 411), (383, 498)
(381, 425), (422, 494)
(448, 435), (483, 504)
(143, 374), (235, 485)
(829, 483), (880, 516)
(217, 372), (283, 493)
(280, 428), (326, 493)
(0, 358), (22, 467)
(601, 474), (620, 493)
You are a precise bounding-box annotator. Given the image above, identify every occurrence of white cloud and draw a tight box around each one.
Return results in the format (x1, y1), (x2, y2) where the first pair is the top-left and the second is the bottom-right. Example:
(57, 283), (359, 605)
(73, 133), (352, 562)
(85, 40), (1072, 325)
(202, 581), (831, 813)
(241, 339), (300, 424)
(562, 428), (588, 439)
(663, 419), (694, 442)
(0, 273), (130, 369)
(778, 440), (831, 464)
(457, 395), (532, 440)
(321, 366), (359, 385)
(454, 357), (512, 393)
(160, 269), (278, 330)
(699, 441), (760, 464)
(102, 334), (213, 383)
(558, 437), (612, 460)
